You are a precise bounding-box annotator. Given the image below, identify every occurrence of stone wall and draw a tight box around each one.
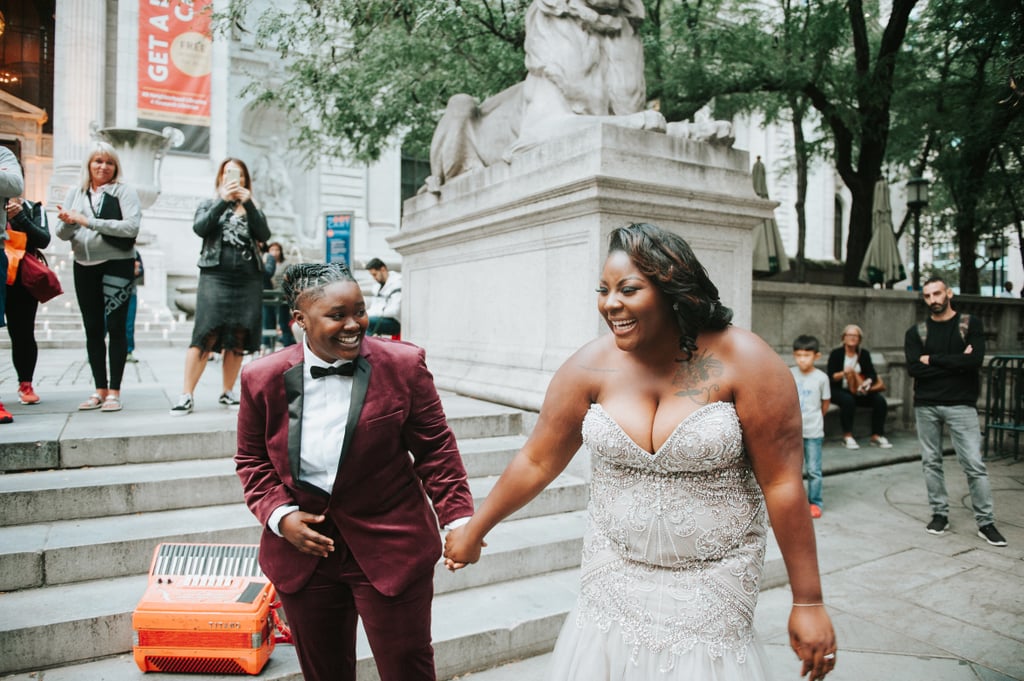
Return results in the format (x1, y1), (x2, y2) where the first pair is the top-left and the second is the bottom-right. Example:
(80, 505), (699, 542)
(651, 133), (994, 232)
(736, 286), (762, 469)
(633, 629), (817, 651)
(752, 281), (1024, 428)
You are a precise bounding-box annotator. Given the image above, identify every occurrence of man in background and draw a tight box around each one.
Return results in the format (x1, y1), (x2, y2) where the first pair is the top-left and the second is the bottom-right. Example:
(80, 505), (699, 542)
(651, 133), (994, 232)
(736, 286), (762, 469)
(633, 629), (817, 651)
(365, 257), (401, 337)
(904, 276), (1007, 547)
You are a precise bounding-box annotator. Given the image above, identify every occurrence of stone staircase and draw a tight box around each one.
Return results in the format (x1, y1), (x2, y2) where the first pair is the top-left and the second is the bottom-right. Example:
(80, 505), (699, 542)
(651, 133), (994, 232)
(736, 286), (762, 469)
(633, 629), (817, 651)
(0, 395), (589, 680)
(0, 251), (191, 351)
(1, 302), (192, 350)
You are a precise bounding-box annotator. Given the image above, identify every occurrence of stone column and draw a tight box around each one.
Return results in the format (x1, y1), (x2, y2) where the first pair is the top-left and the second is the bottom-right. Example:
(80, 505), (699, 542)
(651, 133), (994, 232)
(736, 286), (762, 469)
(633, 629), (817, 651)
(47, 0), (107, 207)
(391, 123), (774, 411)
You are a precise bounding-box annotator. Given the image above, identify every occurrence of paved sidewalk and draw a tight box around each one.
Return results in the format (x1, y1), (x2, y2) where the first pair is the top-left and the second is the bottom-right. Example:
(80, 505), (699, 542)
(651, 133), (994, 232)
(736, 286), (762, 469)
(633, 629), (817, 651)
(1, 346), (1022, 681)
(457, 452), (1024, 681)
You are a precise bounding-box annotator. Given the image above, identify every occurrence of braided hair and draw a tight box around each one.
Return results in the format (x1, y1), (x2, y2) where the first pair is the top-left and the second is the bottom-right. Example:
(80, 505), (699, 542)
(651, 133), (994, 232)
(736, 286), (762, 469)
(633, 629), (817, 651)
(281, 262), (357, 310)
(607, 223), (733, 360)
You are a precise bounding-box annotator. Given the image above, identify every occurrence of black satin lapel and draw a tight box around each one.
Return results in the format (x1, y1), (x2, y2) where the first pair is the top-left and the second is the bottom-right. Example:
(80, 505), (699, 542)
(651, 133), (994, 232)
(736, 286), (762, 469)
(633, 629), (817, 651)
(339, 356), (371, 468)
(283, 363), (305, 484)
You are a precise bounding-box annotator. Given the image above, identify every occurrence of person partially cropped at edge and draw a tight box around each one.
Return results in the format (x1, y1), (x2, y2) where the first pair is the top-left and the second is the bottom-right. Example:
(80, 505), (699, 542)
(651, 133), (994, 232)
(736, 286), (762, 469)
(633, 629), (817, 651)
(0, 145), (25, 424)
(445, 223), (836, 680)
(234, 262), (473, 681)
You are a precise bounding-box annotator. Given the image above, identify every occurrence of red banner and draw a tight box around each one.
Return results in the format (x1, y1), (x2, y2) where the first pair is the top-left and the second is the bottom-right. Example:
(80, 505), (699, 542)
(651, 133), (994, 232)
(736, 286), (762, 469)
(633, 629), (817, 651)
(138, 0), (212, 151)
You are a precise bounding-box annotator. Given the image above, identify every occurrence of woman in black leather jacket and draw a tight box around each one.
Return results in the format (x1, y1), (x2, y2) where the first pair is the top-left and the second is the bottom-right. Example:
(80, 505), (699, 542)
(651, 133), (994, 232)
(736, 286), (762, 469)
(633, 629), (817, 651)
(169, 158), (269, 416)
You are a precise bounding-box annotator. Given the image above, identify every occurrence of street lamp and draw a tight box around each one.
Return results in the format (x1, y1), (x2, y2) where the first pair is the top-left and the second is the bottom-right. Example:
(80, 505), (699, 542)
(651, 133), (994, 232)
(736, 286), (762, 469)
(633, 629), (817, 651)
(906, 177), (930, 290)
(987, 238), (1004, 296)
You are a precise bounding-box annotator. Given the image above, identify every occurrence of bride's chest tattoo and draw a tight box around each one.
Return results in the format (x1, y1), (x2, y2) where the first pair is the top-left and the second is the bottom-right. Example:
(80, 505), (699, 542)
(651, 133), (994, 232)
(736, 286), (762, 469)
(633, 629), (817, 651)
(672, 350), (725, 405)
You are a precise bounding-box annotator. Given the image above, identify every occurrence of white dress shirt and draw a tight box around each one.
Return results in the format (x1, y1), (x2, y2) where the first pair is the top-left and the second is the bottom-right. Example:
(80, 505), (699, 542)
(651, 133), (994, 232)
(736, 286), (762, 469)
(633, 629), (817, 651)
(267, 342), (354, 535)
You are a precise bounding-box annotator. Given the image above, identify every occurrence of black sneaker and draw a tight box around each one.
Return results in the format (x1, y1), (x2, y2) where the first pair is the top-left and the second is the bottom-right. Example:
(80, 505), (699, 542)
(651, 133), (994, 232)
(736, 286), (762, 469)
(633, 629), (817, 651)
(978, 524), (1007, 547)
(170, 394), (193, 416)
(219, 391), (240, 407)
(926, 514), (949, 535)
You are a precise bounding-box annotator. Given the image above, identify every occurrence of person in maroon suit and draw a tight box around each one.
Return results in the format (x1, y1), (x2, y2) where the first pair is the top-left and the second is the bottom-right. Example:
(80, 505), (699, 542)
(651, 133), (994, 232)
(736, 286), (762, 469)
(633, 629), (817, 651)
(235, 262), (474, 681)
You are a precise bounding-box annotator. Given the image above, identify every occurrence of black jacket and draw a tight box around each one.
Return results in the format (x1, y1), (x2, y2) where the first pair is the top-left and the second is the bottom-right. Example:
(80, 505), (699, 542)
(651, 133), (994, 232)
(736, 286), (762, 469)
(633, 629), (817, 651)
(826, 346), (878, 395)
(7, 199), (50, 252)
(904, 313), (985, 406)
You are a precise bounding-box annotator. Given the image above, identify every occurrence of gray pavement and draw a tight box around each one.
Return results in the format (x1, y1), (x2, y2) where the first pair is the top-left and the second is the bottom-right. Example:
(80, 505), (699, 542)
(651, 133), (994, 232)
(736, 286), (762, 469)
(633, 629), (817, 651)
(1, 346), (1022, 681)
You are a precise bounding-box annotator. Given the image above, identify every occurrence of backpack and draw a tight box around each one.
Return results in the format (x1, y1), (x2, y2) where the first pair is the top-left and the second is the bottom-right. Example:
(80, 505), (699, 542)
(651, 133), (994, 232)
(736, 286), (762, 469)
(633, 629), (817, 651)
(916, 313), (971, 348)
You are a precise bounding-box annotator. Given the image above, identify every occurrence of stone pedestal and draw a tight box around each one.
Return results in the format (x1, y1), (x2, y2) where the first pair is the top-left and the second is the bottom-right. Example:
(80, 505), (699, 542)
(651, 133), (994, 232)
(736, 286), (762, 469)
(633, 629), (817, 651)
(391, 123), (774, 411)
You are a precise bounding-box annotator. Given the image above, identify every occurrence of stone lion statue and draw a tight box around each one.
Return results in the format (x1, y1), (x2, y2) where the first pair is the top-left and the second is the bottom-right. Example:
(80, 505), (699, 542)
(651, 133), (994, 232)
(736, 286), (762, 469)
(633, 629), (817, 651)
(425, 0), (668, 192)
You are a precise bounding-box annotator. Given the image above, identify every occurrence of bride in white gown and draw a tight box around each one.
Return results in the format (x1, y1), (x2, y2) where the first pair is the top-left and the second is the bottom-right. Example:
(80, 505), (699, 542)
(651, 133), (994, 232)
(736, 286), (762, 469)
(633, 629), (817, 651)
(445, 223), (836, 680)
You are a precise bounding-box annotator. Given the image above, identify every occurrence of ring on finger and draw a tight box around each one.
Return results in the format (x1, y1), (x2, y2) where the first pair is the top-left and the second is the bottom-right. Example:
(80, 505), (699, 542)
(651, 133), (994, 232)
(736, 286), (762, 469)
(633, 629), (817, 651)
(823, 653), (836, 660)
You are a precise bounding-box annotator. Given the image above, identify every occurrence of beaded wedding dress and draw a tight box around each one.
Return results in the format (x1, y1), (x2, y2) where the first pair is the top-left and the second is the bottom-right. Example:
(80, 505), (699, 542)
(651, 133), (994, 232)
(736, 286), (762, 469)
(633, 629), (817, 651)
(548, 401), (773, 680)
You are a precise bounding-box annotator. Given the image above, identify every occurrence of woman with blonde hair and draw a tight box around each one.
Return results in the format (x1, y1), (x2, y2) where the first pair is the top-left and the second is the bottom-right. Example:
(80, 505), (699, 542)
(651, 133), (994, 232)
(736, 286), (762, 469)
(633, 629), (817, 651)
(827, 324), (891, 449)
(170, 157), (269, 415)
(57, 142), (142, 413)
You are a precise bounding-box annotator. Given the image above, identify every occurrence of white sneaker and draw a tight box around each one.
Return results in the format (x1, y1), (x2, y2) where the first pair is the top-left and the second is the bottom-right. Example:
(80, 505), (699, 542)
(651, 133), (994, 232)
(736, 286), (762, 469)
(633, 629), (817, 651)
(843, 436), (860, 450)
(871, 436), (893, 449)
(170, 393), (193, 416)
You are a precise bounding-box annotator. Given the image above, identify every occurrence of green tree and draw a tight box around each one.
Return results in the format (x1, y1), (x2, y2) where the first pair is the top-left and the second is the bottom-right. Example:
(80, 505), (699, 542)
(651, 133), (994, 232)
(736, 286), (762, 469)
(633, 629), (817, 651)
(654, 0), (921, 286)
(218, 0), (529, 163)
(888, 0), (1024, 294)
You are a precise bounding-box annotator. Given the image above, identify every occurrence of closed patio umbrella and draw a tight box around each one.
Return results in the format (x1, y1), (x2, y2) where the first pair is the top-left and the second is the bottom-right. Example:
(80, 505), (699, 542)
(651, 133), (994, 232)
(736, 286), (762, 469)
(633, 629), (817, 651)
(751, 157), (789, 274)
(858, 179), (906, 287)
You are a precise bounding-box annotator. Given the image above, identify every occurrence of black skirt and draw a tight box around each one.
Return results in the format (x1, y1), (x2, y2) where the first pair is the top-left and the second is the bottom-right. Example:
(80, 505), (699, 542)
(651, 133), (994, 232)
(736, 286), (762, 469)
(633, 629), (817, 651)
(191, 253), (263, 353)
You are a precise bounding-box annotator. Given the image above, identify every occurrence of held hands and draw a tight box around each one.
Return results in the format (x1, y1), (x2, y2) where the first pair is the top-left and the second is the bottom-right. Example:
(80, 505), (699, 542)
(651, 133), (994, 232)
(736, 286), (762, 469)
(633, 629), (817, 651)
(443, 524), (487, 571)
(280, 511), (334, 558)
(789, 605), (837, 681)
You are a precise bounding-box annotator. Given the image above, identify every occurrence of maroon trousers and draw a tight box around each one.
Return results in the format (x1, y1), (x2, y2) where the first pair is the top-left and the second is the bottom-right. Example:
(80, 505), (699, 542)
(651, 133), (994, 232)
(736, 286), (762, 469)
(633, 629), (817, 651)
(275, 527), (436, 681)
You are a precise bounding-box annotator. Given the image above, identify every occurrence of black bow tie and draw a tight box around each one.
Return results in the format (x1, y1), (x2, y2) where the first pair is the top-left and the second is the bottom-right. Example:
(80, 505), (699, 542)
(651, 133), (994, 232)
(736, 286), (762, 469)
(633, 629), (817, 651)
(310, 363), (356, 379)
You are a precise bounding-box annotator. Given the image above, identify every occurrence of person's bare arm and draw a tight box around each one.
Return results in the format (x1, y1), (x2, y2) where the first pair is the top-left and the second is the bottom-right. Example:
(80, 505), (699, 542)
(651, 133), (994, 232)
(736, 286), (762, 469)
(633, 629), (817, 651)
(444, 346), (597, 568)
(730, 329), (836, 680)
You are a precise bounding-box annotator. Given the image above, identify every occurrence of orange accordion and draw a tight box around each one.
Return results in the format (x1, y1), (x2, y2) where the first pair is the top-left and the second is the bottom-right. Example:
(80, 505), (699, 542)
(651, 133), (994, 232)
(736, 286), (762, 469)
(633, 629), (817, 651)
(132, 543), (278, 675)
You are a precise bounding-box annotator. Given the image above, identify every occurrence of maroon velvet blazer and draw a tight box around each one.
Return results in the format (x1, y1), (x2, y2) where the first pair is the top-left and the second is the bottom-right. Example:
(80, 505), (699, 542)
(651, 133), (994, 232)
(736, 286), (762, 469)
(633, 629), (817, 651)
(235, 337), (475, 596)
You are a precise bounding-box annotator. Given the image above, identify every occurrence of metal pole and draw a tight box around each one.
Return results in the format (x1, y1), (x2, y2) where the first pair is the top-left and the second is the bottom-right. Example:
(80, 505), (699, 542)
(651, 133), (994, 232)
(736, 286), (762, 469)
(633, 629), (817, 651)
(912, 209), (921, 290)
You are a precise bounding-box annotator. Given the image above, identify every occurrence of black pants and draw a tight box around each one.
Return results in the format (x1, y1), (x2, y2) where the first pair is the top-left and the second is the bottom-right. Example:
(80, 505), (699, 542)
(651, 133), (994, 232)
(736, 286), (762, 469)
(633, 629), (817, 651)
(5, 276), (40, 382)
(832, 388), (888, 436)
(74, 259), (135, 390)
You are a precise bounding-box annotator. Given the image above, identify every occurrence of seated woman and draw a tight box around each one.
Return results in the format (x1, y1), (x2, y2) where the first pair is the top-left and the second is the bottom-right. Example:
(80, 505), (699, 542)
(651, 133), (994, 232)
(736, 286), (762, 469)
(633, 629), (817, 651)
(827, 324), (892, 449)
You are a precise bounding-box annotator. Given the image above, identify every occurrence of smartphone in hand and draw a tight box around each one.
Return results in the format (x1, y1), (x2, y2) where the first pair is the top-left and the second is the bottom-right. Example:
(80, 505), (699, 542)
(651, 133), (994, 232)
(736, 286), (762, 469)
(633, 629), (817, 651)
(223, 166), (242, 186)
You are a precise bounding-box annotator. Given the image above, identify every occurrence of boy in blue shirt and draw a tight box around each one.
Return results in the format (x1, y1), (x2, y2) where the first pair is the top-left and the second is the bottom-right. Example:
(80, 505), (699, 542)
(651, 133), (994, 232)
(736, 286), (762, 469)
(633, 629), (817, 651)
(791, 335), (831, 518)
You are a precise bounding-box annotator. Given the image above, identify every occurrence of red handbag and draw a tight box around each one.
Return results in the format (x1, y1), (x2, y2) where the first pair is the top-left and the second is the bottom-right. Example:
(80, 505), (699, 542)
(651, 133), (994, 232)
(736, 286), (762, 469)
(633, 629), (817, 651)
(19, 250), (63, 303)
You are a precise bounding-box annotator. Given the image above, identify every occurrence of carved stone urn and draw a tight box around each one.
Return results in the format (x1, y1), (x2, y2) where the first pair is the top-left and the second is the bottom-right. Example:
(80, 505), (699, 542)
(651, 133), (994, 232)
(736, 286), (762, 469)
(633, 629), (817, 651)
(92, 126), (184, 209)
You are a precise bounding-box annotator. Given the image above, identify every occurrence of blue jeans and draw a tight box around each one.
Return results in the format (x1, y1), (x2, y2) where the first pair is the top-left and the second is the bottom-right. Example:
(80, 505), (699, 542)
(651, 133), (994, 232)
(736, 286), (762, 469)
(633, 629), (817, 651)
(803, 437), (824, 508)
(915, 405), (995, 526)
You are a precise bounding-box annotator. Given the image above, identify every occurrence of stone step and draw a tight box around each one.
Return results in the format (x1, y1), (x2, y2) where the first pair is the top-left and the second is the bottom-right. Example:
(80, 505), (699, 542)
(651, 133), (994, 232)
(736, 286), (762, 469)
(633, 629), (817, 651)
(0, 474), (586, 592)
(0, 437), (527, 527)
(0, 522), (584, 677)
(0, 458), (242, 527)
(0, 503), (262, 592)
(0, 398), (527, 473)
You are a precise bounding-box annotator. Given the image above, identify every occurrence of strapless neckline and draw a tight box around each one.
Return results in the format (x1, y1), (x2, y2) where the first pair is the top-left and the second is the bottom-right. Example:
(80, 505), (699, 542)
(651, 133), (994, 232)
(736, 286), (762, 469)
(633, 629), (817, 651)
(590, 401), (738, 458)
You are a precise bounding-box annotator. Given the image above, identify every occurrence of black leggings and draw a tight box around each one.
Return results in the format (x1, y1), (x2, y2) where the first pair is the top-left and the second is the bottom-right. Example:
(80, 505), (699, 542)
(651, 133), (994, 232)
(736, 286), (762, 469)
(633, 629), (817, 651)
(74, 259), (135, 391)
(5, 277), (40, 382)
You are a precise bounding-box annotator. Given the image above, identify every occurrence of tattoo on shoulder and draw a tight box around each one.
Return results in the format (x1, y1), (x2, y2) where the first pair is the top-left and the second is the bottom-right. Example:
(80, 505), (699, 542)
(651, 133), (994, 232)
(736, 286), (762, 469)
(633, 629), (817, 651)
(673, 349), (724, 405)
